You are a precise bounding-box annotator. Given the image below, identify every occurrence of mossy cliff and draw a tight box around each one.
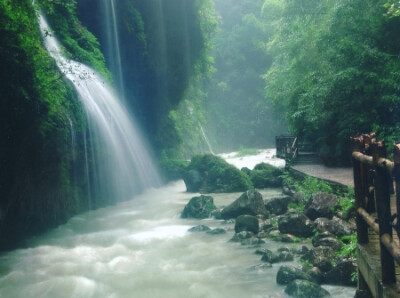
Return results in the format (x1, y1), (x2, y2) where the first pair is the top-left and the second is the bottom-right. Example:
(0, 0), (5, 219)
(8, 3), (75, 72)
(0, 0), (215, 249)
(0, 0), (93, 249)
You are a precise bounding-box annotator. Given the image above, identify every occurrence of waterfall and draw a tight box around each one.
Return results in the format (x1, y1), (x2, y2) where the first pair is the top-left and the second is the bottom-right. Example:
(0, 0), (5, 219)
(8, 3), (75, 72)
(39, 14), (161, 202)
(103, 0), (125, 101)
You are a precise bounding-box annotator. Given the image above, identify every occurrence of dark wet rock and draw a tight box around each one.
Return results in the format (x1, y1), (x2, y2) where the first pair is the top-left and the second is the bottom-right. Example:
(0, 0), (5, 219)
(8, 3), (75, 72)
(312, 234), (341, 251)
(324, 258), (357, 286)
(221, 189), (267, 219)
(278, 212), (314, 238)
(241, 237), (265, 246)
(314, 217), (352, 237)
(279, 251), (294, 262)
(181, 195), (216, 219)
(308, 267), (324, 284)
(276, 265), (314, 285)
(267, 229), (281, 240)
(249, 263), (273, 272)
(206, 228), (226, 235)
(261, 219), (274, 231)
(261, 249), (281, 264)
(295, 245), (310, 255)
(230, 231), (254, 242)
(260, 248), (294, 263)
(210, 208), (222, 219)
(188, 225), (211, 232)
(314, 258), (333, 273)
(283, 186), (296, 196)
(265, 196), (290, 215)
(257, 231), (267, 238)
(305, 192), (338, 220)
(183, 154), (253, 193)
(249, 162), (283, 188)
(277, 246), (290, 253)
(292, 192), (306, 204)
(280, 234), (299, 243)
(284, 280), (331, 298)
(255, 248), (270, 255)
(234, 215), (260, 234)
(301, 247), (336, 269)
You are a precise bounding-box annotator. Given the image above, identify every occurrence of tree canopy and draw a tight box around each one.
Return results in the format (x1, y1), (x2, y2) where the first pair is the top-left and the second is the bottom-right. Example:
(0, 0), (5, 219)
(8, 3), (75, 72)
(263, 0), (400, 164)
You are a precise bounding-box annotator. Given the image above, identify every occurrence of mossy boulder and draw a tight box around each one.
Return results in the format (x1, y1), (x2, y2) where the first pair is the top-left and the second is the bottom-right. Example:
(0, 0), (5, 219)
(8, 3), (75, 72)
(234, 215), (259, 234)
(183, 154), (253, 193)
(181, 195), (217, 219)
(284, 280), (330, 298)
(221, 189), (268, 219)
(249, 163), (283, 188)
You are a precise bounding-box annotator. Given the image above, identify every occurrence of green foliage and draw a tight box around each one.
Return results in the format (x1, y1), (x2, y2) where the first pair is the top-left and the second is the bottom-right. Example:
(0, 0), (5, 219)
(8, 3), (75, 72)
(384, 0), (400, 16)
(263, 0), (400, 164)
(283, 174), (333, 199)
(185, 154), (253, 193)
(204, 0), (286, 152)
(250, 163), (283, 188)
(337, 234), (357, 258)
(288, 201), (306, 212)
(39, 0), (110, 79)
(336, 188), (356, 218)
(0, 0), (89, 248)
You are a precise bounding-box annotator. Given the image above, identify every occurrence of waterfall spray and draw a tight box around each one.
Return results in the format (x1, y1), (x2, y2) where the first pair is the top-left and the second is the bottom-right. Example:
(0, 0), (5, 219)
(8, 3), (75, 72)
(39, 14), (161, 202)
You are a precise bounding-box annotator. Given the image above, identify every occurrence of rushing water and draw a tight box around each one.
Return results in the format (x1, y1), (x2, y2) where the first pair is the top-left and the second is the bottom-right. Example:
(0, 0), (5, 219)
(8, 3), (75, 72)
(38, 14), (161, 201)
(0, 181), (355, 297)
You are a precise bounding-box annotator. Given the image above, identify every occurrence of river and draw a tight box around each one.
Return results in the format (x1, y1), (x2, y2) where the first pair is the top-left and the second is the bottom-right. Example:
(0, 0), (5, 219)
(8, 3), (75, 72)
(0, 173), (355, 297)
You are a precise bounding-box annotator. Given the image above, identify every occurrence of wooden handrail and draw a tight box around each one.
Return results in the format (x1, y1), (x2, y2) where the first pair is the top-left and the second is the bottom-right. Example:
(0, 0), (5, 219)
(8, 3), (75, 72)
(351, 133), (400, 286)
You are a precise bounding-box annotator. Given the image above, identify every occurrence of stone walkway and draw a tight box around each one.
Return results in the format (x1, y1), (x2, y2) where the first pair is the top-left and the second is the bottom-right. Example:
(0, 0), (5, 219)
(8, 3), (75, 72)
(291, 164), (354, 187)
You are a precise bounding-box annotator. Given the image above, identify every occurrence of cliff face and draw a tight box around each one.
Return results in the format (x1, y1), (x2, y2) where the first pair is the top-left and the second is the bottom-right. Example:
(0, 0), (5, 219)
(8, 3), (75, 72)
(0, 0), (91, 249)
(0, 0), (212, 250)
(77, 0), (207, 150)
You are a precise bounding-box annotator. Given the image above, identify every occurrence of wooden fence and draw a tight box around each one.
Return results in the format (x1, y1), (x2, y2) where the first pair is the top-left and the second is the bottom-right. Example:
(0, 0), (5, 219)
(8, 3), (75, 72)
(351, 133), (400, 296)
(275, 135), (297, 160)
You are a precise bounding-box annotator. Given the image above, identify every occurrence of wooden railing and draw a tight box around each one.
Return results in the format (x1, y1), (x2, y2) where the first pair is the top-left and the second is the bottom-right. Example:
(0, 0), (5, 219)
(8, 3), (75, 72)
(275, 135), (298, 160)
(351, 133), (400, 289)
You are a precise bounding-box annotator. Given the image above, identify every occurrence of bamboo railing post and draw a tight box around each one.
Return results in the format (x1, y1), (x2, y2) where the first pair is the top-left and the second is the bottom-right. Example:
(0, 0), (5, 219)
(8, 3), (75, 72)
(353, 136), (369, 244)
(372, 141), (396, 284)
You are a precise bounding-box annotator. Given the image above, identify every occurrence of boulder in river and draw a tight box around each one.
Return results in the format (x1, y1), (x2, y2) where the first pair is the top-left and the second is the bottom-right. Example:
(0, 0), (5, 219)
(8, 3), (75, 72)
(264, 195), (290, 215)
(284, 280), (331, 298)
(234, 215), (260, 234)
(304, 192), (338, 220)
(249, 162), (283, 188)
(324, 258), (357, 286)
(183, 154), (253, 193)
(276, 265), (314, 285)
(181, 195), (216, 219)
(314, 217), (352, 237)
(301, 246), (336, 270)
(221, 189), (268, 219)
(278, 212), (314, 238)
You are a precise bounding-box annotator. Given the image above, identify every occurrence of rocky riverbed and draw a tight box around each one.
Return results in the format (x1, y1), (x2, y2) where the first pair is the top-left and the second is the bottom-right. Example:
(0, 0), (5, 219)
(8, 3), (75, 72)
(180, 150), (357, 297)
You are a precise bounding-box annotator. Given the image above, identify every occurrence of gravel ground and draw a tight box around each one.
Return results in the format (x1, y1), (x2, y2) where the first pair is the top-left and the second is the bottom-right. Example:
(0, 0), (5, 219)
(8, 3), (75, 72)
(292, 164), (354, 187)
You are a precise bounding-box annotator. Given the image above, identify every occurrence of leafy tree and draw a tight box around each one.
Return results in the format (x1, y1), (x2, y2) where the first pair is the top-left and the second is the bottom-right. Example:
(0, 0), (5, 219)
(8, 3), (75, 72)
(264, 0), (400, 164)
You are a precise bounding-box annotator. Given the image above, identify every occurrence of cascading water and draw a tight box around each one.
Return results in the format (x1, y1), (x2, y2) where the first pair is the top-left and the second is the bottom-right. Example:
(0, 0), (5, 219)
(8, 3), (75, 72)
(38, 14), (161, 202)
(102, 0), (125, 101)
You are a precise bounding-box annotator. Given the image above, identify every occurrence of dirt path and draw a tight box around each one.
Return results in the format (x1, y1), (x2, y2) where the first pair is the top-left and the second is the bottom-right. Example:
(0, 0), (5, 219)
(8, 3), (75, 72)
(291, 164), (354, 187)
